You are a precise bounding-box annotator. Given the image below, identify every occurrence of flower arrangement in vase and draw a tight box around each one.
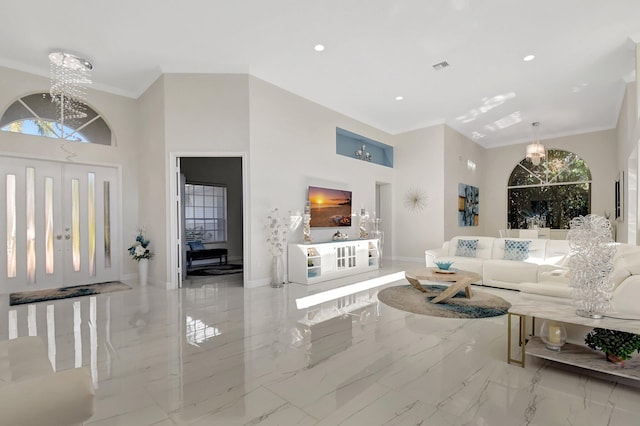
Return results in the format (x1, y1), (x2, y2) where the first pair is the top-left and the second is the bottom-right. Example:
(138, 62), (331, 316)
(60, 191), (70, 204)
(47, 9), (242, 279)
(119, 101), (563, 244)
(128, 228), (153, 261)
(266, 209), (289, 287)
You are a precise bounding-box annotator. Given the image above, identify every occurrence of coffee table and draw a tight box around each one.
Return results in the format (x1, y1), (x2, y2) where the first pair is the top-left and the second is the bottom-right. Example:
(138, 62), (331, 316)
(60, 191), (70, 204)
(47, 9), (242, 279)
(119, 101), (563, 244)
(404, 267), (481, 304)
(507, 302), (640, 382)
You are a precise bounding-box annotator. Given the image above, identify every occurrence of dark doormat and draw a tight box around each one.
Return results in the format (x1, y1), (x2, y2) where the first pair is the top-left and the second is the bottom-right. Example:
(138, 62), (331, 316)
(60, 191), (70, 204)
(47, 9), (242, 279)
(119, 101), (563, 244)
(10, 281), (132, 306)
(188, 264), (243, 276)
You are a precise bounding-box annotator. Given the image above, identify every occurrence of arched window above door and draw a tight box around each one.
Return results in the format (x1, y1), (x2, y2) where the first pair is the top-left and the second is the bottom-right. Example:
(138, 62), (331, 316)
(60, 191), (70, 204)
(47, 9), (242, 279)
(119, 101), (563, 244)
(0, 93), (112, 145)
(507, 149), (591, 229)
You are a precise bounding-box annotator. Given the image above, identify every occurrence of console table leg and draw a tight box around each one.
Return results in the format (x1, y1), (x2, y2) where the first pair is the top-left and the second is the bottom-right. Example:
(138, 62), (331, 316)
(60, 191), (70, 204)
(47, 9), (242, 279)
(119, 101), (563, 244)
(507, 312), (526, 368)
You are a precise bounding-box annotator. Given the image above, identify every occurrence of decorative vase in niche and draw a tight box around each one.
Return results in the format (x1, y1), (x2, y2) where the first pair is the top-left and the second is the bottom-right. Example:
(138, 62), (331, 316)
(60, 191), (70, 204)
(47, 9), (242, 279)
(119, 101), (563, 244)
(540, 320), (567, 351)
(271, 254), (285, 288)
(138, 258), (149, 286)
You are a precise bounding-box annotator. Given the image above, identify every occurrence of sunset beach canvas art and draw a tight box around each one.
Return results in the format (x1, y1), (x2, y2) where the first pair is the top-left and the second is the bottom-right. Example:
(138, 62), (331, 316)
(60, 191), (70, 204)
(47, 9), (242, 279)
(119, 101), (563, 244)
(308, 186), (352, 227)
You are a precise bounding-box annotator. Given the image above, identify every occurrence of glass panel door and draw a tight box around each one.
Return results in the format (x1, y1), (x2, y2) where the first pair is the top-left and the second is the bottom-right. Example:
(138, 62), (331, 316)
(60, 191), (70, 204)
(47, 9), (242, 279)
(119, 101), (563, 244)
(0, 158), (63, 291)
(0, 157), (119, 293)
(62, 163), (119, 286)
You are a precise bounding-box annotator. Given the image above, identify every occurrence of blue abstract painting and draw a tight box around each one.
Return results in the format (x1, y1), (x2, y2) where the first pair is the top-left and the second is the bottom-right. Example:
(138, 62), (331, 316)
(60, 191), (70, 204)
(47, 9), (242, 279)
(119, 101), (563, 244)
(458, 183), (479, 226)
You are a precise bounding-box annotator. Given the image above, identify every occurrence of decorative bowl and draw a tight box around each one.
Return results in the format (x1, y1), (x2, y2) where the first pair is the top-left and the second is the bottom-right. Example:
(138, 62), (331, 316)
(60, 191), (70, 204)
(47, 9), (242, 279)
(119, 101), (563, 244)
(435, 261), (454, 271)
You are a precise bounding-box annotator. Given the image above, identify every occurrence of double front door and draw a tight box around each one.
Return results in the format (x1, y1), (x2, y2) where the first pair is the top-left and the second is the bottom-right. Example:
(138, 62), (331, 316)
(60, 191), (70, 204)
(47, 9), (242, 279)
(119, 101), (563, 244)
(0, 157), (119, 293)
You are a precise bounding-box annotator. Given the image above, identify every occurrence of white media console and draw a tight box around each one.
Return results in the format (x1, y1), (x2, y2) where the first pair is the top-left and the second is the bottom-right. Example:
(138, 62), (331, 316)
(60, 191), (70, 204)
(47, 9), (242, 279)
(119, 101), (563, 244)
(288, 239), (380, 285)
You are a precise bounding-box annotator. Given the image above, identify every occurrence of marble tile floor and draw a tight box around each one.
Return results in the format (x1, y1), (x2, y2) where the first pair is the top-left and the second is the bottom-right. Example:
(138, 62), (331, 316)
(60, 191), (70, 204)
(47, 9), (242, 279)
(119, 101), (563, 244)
(1, 261), (639, 425)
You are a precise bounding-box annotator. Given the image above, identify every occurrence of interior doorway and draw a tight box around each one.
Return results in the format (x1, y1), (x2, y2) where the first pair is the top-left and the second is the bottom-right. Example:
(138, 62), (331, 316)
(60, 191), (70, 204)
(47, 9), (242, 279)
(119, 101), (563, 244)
(172, 155), (245, 288)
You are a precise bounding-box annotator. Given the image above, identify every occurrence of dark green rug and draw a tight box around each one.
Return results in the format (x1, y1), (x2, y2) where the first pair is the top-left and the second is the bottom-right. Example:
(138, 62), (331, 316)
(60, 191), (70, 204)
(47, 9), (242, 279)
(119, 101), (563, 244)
(377, 284), (511, 319)
(10, 281), (131, 305)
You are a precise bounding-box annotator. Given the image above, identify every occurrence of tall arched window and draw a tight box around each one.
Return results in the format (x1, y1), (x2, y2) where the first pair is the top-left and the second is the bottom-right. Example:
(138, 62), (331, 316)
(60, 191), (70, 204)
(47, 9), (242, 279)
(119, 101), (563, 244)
(0, 93), (112, 145)
(507, 149), (591, 229)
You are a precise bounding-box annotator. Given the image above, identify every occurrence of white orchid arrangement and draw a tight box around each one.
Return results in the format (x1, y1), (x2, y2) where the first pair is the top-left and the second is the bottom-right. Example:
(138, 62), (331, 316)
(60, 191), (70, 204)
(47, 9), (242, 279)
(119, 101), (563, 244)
(128, 227), (153, 261)
(266, 208), (289, 256)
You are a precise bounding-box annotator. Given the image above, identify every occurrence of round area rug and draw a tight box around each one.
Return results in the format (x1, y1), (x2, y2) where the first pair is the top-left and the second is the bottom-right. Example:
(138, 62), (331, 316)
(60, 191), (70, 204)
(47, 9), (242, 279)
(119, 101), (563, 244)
(377, 284), (511, 319)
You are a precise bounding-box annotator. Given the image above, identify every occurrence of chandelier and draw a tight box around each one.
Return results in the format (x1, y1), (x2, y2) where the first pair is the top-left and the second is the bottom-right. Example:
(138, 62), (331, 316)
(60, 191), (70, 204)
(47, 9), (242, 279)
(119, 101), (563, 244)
(49, 50), (93, 135)
(355, 144), (372, 161)
(525, 122), (545, 166)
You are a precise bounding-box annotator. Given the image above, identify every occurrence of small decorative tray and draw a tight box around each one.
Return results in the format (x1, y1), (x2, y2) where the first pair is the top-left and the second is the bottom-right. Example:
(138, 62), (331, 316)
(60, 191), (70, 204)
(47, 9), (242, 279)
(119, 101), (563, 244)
(434, 269), (457, 274)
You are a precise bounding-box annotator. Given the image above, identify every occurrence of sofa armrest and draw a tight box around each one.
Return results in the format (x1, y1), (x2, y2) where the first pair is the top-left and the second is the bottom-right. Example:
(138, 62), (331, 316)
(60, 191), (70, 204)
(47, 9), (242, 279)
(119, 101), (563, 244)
(0, 367), (95, 426)
(611, 275), (640, 319)
(425, 248), (446, 267)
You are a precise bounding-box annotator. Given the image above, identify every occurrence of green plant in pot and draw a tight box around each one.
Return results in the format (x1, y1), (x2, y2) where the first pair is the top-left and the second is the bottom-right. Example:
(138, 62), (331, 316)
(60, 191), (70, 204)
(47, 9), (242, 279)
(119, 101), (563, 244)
(584, 328), (640, 365)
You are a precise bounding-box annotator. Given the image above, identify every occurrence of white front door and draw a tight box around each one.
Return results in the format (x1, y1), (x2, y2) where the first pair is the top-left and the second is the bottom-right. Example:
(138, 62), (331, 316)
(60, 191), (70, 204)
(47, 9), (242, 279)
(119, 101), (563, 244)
(0, 157), (119, 293)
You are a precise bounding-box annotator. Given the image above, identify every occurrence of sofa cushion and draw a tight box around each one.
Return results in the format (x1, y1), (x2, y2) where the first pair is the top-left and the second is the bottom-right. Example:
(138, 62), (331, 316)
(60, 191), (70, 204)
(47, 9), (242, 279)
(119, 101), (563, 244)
(503, 239), (531, 261)
(544, 240), (571, 265)
(455, 239), (479, 257)
(519, 280), (571, 298)
(537, 265), (570, 283)
(483, 259), (538, 285)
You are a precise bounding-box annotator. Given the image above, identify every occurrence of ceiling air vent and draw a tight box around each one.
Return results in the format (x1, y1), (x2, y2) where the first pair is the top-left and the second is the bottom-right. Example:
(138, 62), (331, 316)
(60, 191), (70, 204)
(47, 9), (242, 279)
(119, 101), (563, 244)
(432, 61), (449, 70)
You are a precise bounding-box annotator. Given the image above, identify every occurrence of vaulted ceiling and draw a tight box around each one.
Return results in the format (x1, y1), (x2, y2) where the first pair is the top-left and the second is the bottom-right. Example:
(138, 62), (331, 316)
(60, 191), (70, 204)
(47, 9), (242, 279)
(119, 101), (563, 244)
(1, 0), (639, 147)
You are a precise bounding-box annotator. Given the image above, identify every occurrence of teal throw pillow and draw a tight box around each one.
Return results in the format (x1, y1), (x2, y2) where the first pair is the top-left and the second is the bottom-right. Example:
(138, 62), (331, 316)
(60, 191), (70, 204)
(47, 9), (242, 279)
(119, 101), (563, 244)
(188, 241), (206, 251)
(455, 239), (479, 257)
(504, 240), (531, 261)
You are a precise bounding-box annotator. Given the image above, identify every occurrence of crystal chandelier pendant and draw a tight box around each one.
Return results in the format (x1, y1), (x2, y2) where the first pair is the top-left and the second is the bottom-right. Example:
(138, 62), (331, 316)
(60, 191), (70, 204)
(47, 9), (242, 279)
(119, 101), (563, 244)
(49, 50), (93, 138)
(525, 122), (545, 165)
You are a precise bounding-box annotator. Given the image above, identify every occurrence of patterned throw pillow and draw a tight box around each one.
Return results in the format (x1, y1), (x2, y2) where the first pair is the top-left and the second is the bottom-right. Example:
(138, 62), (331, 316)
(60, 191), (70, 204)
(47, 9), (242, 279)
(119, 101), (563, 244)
(504, 240), (531, 261)
(455, 239), (479, 257)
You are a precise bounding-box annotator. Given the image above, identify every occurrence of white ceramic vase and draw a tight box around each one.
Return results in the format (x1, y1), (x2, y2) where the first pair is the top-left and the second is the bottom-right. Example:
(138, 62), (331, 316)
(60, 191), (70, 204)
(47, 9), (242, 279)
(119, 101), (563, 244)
(138, 258), (149, 286)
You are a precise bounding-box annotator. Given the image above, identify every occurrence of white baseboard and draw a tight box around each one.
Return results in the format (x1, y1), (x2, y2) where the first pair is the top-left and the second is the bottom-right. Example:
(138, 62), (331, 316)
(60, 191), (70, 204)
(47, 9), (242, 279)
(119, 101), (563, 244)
(245, 277), (271, 288)
(393, 256), (424, 263)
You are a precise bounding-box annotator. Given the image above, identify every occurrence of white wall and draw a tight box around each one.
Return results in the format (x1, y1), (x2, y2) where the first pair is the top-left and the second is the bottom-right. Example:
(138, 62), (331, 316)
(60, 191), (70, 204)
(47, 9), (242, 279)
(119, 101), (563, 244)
(483, 129), (618, 239)
(160, 74), (251, 286)
(443, 126), (486, 239)
(137, 76), (167, 286)
(616, 83), (637, 243)
(247, 76), (395, 285)
(393, 125), (445, 260)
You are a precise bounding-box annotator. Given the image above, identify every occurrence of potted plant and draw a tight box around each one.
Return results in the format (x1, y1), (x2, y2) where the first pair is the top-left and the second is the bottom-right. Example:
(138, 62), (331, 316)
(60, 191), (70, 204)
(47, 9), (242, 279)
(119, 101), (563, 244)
(584, 328), (640, 366)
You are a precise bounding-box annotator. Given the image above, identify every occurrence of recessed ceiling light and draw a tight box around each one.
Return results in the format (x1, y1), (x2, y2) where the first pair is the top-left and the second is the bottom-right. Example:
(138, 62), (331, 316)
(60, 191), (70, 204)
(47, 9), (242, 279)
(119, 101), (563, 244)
(523, 54), (535, 62)
(314, 44), (325, 52)
(395, 96), (404, 101)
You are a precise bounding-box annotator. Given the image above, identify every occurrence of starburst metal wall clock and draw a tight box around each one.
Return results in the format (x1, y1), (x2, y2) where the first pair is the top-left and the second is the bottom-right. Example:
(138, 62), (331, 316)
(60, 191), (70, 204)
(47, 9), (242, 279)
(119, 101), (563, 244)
(404, 187), (427, 212)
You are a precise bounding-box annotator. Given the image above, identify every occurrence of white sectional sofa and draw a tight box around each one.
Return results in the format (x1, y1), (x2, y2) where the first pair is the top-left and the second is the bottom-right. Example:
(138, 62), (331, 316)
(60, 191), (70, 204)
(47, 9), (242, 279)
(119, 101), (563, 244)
(425, 236), (640, 317)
